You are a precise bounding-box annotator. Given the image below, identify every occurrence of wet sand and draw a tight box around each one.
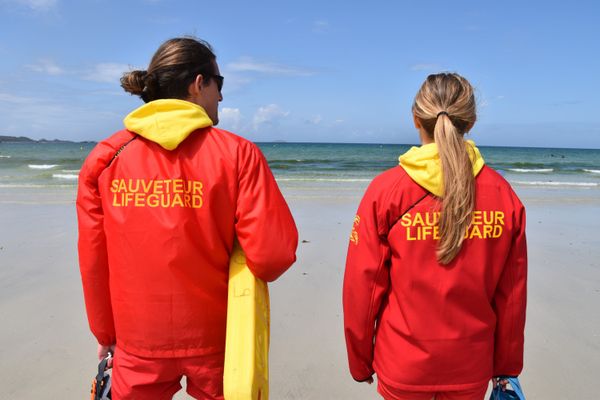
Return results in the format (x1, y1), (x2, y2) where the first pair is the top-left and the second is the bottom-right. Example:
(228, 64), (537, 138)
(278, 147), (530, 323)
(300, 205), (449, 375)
(0, 185), (598, 399)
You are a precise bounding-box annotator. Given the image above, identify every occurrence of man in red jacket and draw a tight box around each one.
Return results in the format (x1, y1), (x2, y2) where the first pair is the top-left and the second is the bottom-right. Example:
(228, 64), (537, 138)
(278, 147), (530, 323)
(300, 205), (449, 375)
(77, 37), (298, 400)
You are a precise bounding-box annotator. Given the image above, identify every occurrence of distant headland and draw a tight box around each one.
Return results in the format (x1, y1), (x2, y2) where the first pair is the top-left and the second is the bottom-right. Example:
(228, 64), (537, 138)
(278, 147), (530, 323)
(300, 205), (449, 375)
(0, 135), (93, 144)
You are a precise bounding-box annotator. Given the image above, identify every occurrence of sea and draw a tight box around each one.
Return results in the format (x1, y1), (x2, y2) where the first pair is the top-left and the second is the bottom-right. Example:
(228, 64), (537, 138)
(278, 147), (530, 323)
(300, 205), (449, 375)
(1, 141), (599, 194)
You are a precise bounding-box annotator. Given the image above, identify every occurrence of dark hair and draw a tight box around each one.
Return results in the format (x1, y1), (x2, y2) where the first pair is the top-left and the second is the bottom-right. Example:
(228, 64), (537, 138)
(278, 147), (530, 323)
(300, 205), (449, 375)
(120, 37), (217, 103)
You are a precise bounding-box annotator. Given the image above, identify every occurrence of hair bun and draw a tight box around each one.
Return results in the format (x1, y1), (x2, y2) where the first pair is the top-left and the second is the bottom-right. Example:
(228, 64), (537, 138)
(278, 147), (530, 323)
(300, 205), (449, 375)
(120, 70), (148, 96)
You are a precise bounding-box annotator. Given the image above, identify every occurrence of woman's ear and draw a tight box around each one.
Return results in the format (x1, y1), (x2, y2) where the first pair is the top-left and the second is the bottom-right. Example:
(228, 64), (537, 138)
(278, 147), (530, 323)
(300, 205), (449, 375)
(413, 112), (422, 129)
(465, 119), (476, 133)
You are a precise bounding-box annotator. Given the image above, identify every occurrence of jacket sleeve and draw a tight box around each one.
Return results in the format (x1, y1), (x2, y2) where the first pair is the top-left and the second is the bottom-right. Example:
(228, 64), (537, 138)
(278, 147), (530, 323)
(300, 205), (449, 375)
(76, 146), (116, 346)
(343, 184), (391, 381)
(492, 202), (527, 376)
(235, 142), (298, 282)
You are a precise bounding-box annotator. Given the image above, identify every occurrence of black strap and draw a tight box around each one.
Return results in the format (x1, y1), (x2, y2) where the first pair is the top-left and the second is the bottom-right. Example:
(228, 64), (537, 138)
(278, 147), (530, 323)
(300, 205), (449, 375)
(94, 355), (111, 400)
(106, 135), (138, 168)
(388, 192), (430, 233)
(96, 356), (109, 382)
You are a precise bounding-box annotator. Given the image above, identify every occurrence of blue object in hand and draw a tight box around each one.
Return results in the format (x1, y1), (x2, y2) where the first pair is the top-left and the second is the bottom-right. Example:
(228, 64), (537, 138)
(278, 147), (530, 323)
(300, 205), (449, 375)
(489, 377), (525, 400)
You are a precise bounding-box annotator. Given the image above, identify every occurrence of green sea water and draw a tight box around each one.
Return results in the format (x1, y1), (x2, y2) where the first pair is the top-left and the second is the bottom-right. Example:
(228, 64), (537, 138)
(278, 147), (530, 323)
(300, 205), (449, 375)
(1, 141), (599, 191)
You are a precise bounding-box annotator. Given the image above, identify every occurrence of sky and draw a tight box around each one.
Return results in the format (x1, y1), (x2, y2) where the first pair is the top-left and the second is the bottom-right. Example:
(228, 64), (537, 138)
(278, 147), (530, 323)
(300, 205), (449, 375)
(1, 0), (599, 148)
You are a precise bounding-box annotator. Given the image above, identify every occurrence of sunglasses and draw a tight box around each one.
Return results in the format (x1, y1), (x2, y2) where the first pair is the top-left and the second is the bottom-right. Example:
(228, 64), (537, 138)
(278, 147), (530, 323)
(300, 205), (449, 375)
(210, 74), (224, 92)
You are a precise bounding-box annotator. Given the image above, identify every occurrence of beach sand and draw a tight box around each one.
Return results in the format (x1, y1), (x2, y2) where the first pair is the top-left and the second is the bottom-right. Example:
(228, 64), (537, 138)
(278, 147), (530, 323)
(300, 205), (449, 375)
(0, 184), (599, 399)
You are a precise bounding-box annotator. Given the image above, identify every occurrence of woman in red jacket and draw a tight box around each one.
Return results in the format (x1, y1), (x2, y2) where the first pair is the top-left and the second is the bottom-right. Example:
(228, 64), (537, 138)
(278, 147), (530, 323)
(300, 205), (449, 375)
(77, 37), (298, 400)
(343, 73), (526, 400)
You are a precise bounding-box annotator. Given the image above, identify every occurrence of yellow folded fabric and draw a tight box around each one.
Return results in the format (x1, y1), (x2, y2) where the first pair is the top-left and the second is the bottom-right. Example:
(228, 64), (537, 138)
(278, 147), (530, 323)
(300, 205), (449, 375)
(224, 240), (270, 400)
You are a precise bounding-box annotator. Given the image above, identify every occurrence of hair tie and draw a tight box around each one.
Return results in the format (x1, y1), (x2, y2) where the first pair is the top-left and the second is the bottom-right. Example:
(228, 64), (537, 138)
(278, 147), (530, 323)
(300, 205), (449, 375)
(437, 111), (449, 118)
(141, 86), (151, 103)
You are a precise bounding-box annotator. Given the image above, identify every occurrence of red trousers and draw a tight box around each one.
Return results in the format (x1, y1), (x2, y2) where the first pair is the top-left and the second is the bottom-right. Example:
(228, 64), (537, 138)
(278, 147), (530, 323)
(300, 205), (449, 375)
(112, 346), (224, 400)
(378, 380), (488, 400)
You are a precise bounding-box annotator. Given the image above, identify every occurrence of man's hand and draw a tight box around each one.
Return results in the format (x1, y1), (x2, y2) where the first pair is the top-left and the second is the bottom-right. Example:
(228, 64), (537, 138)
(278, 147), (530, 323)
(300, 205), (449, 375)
(97, 344), (116, 369)
(492, 377), (510, 391)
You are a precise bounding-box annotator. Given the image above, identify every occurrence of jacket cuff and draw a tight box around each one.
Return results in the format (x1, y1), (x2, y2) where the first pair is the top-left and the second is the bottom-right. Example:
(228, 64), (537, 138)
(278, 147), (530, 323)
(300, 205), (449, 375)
(352, 373), (374, 383)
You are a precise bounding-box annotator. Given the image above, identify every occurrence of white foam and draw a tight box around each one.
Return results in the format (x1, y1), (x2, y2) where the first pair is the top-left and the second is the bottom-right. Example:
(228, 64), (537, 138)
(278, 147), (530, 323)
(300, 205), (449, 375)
(0, 155), (11, 159)
(29, 164), (59, 170)
(583, 169), (600, 174)
(513, 180), (598, 187)
(52, 174), (78, 180)
(508, 168), (553, 173)
(0, 183), (73, 188)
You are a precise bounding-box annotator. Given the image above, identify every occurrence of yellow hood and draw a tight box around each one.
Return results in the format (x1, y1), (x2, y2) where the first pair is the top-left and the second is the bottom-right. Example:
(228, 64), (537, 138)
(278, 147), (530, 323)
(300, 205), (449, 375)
(123, 99), (213, 150)
(399, 140), (485, 197)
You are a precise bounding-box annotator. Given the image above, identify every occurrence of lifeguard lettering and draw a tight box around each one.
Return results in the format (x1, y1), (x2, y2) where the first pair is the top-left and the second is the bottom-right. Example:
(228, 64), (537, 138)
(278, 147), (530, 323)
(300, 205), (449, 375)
(400, 210), (504, 241)
(110, 178), (203, 208)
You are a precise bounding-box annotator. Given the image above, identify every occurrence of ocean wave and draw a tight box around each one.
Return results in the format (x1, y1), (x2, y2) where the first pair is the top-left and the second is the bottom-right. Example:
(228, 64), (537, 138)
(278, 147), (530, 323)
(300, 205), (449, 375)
(583, 169), (600, 174)
(0, 155), (11, 158)
(60, 169), (81, 173)
(496, 162), (550, 169)
(508, 168), (553, 173)
(29, 164), (59, 169)
(52, 174), (78, 180)
(0, 183), (74, 188)
(513, 180), (598, 187)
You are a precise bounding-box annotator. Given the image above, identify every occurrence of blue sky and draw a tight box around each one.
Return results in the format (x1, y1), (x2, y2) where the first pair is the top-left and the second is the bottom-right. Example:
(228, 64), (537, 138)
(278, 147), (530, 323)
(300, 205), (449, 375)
(1, 0), (599, 148)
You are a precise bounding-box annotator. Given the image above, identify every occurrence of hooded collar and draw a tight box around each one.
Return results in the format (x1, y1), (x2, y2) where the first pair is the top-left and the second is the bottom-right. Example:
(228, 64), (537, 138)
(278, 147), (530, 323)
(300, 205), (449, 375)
(399, 140), (485, 197)
(123, 99), (213, 150)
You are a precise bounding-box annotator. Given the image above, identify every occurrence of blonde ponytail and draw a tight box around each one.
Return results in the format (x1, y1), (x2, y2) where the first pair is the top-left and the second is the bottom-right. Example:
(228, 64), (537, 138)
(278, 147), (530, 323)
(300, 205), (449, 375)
(434, 113), (475, 263)
(412, 73), (477, 264)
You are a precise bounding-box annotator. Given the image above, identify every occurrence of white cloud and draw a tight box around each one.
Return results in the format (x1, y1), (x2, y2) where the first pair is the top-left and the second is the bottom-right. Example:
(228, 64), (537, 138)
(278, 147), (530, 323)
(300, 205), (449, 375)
(26, 59), (64, 75)
(10, 0), (57, 10)
(83, 63), (130, 84)
(0, 92), (35, 104)
(221, 57), (317, 93)
(0, 91), (61, 110)
(253, 104), (289, 130)
(306, 115), (322, 125)
(220, 72), (253, 93)
(313, 20), (329, 33)
(0, 91), (73, 136)
(219, 107), (242, 131)
(21, 60), (135, 84)
(0, 89), (125, 140)
(410, 63), (443, 72)
(227, 57), (315, 77)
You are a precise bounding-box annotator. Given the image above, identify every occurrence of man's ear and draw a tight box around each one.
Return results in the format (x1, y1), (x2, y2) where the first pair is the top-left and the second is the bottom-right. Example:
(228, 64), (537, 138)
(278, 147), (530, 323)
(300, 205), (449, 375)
(188, 74), (204, 97)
